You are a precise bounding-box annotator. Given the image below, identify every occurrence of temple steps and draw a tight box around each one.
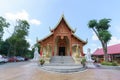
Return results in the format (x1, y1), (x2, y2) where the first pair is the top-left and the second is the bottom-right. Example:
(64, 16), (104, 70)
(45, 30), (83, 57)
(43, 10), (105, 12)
(50, 56), (75, 64)
(41, 65), (85, 73)
(41, 56), (85, 73)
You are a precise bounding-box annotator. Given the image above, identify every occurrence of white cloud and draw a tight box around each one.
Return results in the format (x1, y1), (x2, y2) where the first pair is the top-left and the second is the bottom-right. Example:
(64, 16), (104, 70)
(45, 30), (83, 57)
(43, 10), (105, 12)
(2, 10), (41, 44)
(30, 19), (41, 25)
(92, 32), (98, 40)
(5, 10), (29, 21)
(4, 10), (41, 25)
(108, 36), (120, 46)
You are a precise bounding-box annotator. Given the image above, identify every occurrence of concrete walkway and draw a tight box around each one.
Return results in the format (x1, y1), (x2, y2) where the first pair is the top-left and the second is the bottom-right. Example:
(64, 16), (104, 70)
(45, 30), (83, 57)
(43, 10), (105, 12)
(0, 62), (120, 80)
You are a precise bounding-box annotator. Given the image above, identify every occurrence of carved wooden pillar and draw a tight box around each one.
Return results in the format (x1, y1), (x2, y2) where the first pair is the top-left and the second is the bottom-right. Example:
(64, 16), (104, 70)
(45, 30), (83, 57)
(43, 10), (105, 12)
(68, 35), (72, 56)
(40, 43), (43, 57)
(80, 45), (84, 56)
(52, 35), (55, 56)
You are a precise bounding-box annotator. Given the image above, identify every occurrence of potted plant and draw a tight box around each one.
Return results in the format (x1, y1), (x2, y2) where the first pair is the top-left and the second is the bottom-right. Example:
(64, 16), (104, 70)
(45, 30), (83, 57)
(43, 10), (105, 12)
(81, 57), (86, 68)
(39, 59), (45, 66)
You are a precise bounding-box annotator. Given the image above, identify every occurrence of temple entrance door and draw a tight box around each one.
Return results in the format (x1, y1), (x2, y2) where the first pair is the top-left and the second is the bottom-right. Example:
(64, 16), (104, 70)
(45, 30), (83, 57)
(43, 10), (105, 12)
(59, 47), (65, 56)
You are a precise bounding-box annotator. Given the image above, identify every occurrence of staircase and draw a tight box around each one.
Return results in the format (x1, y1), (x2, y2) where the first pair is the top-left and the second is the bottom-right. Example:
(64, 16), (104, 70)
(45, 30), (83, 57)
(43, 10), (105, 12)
(50, 56), (74, 64)
(41, 56), (85, 73)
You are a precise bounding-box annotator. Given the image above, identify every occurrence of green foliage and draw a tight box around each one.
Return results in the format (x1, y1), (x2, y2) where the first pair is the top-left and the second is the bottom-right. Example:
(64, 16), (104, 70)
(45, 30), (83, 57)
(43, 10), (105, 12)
(39, 59), (45, 65)
(24, 50), (33, 59)
(99, 30), (112, 43)
(81, 57), (86, 64)
(111, 62), (118, 66)
(88, 18), (112, 62)
(0, 40), (10, 56)
(13, 20), (29, 39)
(88, 18), (112, 42)
(97, 19), (111, 30)
(5, 36), (30, 57)
(5, 20), (30, 57)
(88, 20), (97, 28)
(0, 16), (30, 57)
(0, 16), (9, 40)
(101, 61), (118, 66)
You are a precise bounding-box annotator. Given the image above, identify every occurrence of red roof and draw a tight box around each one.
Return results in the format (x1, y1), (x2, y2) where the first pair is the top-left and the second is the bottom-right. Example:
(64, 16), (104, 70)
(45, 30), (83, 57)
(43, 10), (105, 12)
(93, 44), (120, 55)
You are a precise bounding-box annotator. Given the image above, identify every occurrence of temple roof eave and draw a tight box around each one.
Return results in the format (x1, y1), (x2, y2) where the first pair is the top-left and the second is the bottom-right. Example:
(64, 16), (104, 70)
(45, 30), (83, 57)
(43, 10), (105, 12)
(39, 33), (87, 44)
(38, 33), (53, 43)
(72, 33), (87, 45)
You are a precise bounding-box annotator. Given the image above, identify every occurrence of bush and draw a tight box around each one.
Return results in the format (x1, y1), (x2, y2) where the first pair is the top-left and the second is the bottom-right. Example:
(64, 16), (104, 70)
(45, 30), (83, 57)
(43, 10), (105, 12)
(101, 61), (118, 66)
(111, 61), (118, 66)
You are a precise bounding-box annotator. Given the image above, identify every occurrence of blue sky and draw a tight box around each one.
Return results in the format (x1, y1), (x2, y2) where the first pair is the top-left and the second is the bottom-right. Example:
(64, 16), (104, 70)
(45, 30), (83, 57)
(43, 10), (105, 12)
(0, 0), (120, 53)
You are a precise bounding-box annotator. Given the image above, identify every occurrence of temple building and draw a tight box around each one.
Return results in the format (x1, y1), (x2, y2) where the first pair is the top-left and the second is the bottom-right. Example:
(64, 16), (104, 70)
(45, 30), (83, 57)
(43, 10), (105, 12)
(38, 15), (87, 57)
(93, 44), (120, 63)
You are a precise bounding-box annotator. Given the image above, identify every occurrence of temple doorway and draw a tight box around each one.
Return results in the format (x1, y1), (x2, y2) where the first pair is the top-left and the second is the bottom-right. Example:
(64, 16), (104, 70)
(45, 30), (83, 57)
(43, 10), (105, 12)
(59, 47), (65, 56)
(55, 36), (70, 56)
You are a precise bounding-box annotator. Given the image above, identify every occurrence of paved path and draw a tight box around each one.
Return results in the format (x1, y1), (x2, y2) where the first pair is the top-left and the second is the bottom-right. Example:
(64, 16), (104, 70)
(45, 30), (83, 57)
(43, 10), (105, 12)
(0, 61), (120, 80)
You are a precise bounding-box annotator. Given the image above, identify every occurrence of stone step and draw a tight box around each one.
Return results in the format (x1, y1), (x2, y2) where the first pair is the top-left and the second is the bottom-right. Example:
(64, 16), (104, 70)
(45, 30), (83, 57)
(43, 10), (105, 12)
(41, 65), (85, 73)
(50, 56), (74, 63)
(40, 56), (85, 73)
(44, 63), (81, 66)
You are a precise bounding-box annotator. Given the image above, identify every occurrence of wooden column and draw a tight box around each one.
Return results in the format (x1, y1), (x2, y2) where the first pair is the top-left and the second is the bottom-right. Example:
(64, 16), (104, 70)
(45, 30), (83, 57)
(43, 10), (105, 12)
(68, 35), (72, 56)
(40, 44), (43, 57)
(52, 35), (55, 56)
(52, 44), (54, 56)
(80, 45), (84, 56)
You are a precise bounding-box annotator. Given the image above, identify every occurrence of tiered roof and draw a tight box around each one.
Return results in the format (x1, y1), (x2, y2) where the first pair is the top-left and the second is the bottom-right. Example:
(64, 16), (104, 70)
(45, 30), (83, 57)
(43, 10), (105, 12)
(39, 15), (87, 44)
(51, 14), (75, 33)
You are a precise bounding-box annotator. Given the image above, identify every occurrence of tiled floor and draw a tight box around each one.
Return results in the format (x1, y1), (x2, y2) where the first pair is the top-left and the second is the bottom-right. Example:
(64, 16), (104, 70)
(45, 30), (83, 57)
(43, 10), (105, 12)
(0, 62), (120, 80)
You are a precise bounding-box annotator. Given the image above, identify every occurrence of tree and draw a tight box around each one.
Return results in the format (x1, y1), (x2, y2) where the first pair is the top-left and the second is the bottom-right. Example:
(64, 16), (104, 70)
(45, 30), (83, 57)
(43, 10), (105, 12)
(0, 41), (10, 56)
(88, 18), (112, 62)
(7, 20), (30, 57)
(15, 39), (30, 56)
(13, 20), (29, 39)
(0, 17), (10, 40)
(0, 17), (9, 56)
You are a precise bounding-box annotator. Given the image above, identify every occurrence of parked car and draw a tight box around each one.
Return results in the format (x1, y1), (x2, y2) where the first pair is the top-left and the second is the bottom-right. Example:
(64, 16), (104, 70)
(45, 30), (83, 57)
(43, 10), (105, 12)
(0, 58), (4, 63)
(3, 57), (8, 63)
(0, 57), (8, 63)
(8, 57), (17, 62)
(16, 56), (25, 61)
(24, 57), (29, 61)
